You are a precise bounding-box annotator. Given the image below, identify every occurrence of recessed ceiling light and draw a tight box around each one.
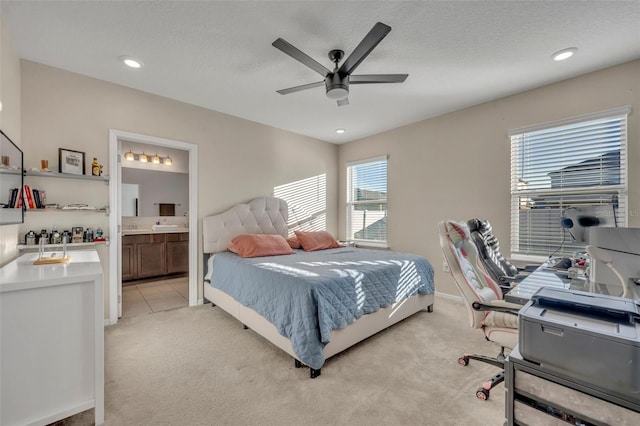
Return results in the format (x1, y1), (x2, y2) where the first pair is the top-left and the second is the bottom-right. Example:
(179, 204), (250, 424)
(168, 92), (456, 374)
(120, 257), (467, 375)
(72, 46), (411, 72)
(120, 56), (143, 69)
(336, 129), (345, 134)
(551, 47), (577, 61)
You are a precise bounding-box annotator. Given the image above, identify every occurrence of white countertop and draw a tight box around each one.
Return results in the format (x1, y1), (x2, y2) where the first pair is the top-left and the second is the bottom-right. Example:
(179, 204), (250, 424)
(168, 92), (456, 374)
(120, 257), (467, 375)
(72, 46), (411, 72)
(0, 250), (103, 292)
(122, 228), (188, 235)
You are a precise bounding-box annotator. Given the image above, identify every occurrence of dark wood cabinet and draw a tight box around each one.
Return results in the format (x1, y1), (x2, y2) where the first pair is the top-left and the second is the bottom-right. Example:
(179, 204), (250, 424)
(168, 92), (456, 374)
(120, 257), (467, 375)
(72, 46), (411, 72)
(166, 233), (189, 274)
(121, 238), (137, 281)
(137, 234), (166, 278)
(122, 232), (188, 281)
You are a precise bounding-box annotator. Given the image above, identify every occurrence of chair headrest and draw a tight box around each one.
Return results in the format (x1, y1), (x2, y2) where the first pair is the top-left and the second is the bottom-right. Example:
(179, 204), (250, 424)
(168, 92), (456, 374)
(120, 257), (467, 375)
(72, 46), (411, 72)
(468, 218), (492, 234)
(467, 218), (481, 232)
(445, 221), (470, 248)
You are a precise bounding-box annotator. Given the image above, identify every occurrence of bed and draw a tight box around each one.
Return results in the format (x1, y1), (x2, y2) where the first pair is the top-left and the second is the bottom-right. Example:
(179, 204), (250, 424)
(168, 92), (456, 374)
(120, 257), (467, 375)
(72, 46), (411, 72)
(203, 196), (435, 377)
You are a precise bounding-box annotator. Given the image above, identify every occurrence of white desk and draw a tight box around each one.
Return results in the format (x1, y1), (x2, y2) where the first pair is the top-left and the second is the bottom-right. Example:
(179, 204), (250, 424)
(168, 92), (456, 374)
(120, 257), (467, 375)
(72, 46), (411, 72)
(505, 262), (622, 305)
(0, 251), (104, 426)
(506, 345), (640, 425)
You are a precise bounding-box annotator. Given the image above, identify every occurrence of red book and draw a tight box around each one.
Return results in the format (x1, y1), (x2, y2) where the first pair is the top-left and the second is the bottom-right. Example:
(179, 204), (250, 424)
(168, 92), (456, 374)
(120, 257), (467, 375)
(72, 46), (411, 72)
(23, 184), (35, 209)
(15, 189), (23, 209)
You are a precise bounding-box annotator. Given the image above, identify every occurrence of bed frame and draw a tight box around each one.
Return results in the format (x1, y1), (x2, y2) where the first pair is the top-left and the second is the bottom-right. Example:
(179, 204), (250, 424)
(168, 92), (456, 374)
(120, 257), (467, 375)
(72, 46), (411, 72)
(203, 196), (434, 378)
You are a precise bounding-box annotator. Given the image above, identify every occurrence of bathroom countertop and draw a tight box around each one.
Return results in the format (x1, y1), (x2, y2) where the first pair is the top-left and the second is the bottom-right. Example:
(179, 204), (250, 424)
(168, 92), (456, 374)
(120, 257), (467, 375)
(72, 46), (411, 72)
(122, 229), (188, 236)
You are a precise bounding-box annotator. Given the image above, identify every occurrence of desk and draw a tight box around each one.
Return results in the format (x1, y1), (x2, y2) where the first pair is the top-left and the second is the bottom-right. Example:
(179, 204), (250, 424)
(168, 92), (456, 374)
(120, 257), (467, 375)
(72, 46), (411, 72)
(505, 345), (640, 425)
(505, 262), (622, 305)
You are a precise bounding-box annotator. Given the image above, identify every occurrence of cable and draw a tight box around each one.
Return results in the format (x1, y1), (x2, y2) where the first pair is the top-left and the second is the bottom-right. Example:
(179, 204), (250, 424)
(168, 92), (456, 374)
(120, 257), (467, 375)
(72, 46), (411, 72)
(611, 195), (619, 227)
(549, 226), (568, 259)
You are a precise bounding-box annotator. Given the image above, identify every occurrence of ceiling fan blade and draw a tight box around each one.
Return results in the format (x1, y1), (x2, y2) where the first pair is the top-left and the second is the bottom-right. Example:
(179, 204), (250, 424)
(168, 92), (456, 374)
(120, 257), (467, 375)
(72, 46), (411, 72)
(276, 81), (324, 95)
(338, 22), (391, 76)
(272, 38), (331, 77)
(337, 97), (349, 107)
(350, 74), (408, 84)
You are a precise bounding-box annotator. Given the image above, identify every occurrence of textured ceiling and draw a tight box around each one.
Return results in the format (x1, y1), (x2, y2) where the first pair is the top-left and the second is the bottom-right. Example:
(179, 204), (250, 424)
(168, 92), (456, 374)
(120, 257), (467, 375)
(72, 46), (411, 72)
(2, 1), (639, 144)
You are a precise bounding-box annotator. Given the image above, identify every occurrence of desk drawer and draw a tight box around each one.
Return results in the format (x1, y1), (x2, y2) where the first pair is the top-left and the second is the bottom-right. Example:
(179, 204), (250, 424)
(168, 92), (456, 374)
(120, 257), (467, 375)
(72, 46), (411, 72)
(514, 400), (566, 426)
(515, 370), (639, 425)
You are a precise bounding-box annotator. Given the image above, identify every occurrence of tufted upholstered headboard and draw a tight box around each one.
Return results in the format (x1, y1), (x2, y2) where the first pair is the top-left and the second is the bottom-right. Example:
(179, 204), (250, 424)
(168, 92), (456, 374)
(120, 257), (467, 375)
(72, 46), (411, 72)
(203, 196), (289, 253)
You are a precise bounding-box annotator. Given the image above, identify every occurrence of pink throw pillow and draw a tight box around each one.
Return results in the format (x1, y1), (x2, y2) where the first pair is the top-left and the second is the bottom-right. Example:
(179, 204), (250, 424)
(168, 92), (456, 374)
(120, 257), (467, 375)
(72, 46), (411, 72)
(286, 237), (302, 249)
(228, 234), (294, 258)
(294, 231), (341, 252)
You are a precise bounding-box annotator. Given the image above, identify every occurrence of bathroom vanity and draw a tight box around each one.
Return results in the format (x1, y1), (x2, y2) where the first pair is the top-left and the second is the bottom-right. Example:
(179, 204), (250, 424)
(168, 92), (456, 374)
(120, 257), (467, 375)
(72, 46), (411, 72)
(122, 229), (188, 281)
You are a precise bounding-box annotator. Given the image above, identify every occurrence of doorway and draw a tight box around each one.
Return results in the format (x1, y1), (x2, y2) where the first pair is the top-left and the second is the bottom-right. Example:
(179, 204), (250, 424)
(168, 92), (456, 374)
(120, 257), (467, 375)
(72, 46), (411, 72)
(108, 130), (198, 324)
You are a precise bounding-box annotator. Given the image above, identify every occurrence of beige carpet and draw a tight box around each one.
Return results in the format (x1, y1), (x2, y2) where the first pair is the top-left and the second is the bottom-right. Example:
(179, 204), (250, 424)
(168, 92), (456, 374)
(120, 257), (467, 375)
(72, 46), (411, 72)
(59, 296), (507, 425)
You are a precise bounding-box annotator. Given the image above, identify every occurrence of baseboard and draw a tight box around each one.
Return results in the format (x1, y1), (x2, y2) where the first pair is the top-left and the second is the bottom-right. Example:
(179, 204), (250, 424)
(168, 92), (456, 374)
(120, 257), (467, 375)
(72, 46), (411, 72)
(434, 291), (463, 303)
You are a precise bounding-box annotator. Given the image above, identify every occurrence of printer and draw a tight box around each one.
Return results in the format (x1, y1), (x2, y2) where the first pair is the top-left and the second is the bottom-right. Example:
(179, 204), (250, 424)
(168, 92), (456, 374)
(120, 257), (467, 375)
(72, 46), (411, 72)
(519, 287), (640, 407)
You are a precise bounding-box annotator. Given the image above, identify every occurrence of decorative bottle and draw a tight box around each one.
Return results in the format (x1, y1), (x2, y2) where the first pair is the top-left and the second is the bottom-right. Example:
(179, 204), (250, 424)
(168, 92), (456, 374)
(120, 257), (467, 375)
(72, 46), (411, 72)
(92, 157), (100, 176)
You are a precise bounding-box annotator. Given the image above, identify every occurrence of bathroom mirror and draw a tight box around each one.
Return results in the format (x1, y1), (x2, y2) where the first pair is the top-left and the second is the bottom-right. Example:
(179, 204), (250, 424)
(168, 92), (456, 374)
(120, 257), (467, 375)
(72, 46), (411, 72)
(0, 129), (24, 225)
(121, 168), (188, 217)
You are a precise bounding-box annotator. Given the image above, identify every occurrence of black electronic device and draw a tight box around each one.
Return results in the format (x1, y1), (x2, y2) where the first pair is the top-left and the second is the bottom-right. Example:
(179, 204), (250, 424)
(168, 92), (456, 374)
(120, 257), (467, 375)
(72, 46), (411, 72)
(561, 205), (616, 243)
(552, 257), (573, 270)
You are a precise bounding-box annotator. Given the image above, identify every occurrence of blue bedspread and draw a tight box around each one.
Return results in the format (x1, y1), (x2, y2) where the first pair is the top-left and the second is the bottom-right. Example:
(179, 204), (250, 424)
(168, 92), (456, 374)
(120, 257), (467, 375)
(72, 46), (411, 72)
(210, 247), (434, 369)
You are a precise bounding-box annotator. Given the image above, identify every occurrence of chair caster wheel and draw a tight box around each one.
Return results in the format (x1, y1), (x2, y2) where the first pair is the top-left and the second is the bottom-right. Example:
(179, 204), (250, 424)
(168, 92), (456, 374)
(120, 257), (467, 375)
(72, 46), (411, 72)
(476, 388), (490, 400)
(458, 356), (469, 366)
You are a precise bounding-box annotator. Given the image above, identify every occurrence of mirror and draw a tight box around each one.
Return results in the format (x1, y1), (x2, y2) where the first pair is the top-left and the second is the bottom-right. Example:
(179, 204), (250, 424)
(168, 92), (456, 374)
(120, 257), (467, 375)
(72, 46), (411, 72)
(0, 130), (24, 225)
(121, 168), (188, 217)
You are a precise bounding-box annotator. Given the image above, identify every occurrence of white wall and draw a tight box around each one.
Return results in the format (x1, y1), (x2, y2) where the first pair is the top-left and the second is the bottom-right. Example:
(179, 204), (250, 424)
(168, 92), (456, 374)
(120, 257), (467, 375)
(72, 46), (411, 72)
(19, 60), (338, 318)
(338, 60), (640, 297)
(0, 14), (22, 266)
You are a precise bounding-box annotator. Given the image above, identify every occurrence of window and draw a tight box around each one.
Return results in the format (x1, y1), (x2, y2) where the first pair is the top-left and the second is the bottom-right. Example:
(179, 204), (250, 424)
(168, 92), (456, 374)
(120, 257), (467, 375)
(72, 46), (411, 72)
(510, 107), (629, 259)
(273, 174), (327, 235)
(346, 156), (387, 244)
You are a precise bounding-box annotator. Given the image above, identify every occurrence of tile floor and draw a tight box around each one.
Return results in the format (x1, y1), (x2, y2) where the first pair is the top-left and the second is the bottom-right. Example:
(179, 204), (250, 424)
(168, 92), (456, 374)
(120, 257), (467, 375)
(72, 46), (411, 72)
(122, 276), (189, 318)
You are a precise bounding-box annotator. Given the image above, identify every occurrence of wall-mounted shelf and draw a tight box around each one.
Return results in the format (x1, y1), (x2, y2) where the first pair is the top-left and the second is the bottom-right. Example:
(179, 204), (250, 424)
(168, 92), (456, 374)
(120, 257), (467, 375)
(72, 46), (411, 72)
(0, 168), (22, 175)
(17, 241), (109, 251)
(24, 170), (109, 184)
(25, 207), (110, 215)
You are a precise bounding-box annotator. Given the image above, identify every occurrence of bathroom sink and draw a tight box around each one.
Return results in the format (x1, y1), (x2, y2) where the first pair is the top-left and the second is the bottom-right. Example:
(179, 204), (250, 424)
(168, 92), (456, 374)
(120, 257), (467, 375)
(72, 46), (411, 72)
(152, 224), (180, 231)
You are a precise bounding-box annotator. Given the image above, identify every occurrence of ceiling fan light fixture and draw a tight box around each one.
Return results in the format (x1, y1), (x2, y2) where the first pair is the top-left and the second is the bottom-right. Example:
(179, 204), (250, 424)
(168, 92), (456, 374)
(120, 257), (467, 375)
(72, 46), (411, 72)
(325, 74), (349, 100)
(273, 22), (405, 105)
(326, 87), (349, 100)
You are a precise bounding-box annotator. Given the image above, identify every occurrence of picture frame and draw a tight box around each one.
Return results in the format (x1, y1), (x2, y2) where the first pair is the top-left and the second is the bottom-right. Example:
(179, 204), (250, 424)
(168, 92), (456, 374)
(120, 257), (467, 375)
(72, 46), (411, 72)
(58, 148), (85, 175)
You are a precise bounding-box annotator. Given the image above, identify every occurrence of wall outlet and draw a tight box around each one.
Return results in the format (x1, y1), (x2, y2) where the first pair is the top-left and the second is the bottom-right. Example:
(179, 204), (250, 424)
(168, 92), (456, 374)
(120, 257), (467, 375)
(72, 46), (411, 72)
(443, 260), (450, 273)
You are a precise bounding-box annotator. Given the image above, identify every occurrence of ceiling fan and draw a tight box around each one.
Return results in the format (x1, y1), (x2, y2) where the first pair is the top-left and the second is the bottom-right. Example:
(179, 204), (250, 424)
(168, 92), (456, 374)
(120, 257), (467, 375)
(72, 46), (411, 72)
(272, 22), (408, 106)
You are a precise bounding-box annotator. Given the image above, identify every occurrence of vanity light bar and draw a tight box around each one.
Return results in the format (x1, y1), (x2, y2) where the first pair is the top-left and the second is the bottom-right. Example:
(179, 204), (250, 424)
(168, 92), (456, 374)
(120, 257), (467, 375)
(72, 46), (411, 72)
(123, 150), (172, 166)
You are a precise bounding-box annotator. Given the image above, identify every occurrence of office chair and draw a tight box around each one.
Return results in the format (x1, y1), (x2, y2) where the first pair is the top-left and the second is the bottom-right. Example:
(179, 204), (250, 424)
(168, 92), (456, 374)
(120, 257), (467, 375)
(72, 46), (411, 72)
(467, 218), (535, 293)
(438, 219), (521, 400)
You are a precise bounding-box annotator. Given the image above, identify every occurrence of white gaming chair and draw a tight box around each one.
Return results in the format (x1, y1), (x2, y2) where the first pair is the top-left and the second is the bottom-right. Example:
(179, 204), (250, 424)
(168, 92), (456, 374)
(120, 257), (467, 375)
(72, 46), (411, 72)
(437, 219), (521, 400)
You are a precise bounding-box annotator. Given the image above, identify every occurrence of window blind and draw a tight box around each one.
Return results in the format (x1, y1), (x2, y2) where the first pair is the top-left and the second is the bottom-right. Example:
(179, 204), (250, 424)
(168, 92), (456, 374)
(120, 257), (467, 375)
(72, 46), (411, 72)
(346, 156), (387, 243)
(510, 108), (629, 258)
